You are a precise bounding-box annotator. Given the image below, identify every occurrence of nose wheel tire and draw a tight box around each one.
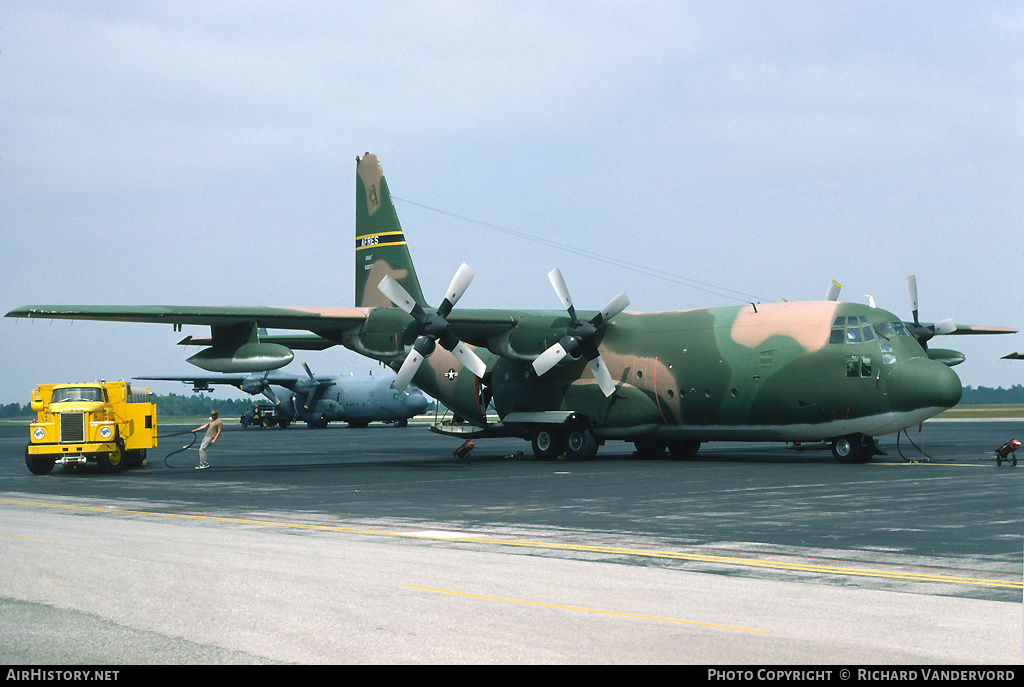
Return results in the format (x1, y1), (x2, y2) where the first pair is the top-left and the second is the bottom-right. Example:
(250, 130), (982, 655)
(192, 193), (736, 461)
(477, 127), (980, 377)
(831, 434), (874, 463)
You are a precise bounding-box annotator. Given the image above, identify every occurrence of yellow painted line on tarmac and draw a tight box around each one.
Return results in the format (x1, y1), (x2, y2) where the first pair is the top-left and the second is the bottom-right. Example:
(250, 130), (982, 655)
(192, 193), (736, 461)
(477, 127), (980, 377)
(403, 585), (770, 633)
(2, 498), (1020, 590)
(0, 532), (55, 543)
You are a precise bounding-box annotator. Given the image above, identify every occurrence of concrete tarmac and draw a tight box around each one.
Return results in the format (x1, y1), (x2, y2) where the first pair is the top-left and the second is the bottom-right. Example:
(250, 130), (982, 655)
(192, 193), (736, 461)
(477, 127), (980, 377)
(1, 420), (1021, 664)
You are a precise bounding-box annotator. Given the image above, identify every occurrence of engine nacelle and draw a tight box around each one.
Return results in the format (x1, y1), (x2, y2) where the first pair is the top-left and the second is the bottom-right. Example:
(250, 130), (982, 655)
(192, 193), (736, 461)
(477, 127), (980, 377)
(927, 348), (966, 367)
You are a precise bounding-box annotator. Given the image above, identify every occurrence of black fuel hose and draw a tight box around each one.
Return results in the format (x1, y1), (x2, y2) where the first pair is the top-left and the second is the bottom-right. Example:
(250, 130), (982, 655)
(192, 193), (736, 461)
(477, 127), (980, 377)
(157, 428), (198, 469)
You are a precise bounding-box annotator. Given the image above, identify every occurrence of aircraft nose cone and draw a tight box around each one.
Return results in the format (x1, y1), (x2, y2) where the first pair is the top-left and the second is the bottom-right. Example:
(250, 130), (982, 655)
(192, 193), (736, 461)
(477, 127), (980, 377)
(887, 357), (962, 413)
(407, 393), (428, 415)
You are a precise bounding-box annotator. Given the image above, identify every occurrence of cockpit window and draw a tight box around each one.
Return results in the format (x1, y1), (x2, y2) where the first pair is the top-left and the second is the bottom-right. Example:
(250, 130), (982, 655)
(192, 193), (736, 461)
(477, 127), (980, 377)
(874, 321), (894, 338)
(831, 318), (911, 345)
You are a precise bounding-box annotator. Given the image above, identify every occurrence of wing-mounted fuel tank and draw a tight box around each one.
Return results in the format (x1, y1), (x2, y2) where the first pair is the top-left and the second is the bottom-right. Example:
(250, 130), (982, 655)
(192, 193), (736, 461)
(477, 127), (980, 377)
(184, 321), (294, 372)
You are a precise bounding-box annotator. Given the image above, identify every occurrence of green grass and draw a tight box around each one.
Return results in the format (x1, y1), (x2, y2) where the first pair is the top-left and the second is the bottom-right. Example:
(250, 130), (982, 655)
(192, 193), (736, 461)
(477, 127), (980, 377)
(937, 405), (1024, 419)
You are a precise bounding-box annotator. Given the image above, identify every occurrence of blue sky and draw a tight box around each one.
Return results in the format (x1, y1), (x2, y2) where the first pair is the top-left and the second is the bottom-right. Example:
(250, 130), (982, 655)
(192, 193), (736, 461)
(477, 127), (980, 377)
(2, 2), (1022, 403)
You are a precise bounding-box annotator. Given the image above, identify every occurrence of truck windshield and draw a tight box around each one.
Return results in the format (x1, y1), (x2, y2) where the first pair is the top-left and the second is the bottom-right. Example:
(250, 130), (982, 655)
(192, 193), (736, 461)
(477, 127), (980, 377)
(51, 387), (105, 403)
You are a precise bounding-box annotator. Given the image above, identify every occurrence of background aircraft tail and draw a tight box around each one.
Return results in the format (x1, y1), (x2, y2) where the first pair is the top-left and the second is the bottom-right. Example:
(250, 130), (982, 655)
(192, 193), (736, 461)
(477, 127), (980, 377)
(355, 153), (426, 308)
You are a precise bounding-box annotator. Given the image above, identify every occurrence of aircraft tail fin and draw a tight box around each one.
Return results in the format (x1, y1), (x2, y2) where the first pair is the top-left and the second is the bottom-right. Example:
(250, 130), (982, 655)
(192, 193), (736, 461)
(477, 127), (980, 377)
(355, 153), (425, 308)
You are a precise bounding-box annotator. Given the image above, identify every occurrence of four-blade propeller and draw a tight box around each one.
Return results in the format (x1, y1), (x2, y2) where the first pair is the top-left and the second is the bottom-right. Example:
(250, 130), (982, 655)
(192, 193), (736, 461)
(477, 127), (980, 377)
(531, 268), (629, 397)
(240, 371), (279, 405)
(378, 263), (487, 392)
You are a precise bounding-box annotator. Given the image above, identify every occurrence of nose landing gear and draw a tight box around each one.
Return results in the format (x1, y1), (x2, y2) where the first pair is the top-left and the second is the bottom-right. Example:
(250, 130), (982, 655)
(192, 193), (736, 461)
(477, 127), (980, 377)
(831, 434), (877, 463)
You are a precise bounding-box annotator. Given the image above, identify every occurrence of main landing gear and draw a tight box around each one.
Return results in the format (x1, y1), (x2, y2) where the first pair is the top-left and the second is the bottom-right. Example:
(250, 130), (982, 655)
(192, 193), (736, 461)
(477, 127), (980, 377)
(531, 423), (599, 461)
(830, 433), (877, 463)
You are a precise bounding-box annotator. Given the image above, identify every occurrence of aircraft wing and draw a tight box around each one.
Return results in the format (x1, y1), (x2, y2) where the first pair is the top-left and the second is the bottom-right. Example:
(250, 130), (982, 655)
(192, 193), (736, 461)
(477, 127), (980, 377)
(5, 304), (369, 331)
(5, 304), (519, 341)
(135, 373), (319, 394)
(6, 305), (370, 373)
(945, 324), (1018, 336)
(177, 333), (336, 350)
(445, 309), (520, 344)
(1003, 352), (1024, 360)
(136, 374), (256, 387)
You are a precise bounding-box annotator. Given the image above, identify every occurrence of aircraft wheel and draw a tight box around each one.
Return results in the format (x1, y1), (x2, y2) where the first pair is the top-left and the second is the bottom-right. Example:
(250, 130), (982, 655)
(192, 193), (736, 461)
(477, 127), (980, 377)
(25, 446), (55, 475)
(831, 434), (873, 464)
(532, 429), (562, 460)
(563, 426), (598, 461)
(668, 441), (701, 459)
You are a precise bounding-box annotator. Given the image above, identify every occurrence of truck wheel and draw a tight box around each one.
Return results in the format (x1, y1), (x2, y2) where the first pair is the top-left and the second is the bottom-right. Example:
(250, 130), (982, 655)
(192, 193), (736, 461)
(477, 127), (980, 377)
(25, 446), (55, 475)
(98, 439), (127, 473)
(532, 429), (562, 460)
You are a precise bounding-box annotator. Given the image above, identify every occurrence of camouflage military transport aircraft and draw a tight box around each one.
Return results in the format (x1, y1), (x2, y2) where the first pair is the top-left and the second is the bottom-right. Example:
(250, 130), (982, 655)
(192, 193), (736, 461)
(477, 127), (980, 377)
(7, 153), (1017, 462)
(135, 364), (428, 428)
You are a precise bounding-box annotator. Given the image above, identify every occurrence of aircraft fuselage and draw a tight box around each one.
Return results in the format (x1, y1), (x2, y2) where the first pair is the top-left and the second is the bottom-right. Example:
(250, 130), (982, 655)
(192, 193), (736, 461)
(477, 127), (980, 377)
(346, 298), (961, 445)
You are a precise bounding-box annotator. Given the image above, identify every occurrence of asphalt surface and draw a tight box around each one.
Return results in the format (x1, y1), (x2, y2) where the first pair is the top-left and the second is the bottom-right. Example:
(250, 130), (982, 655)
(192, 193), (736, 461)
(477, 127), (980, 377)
(1, 420), (1022, 664)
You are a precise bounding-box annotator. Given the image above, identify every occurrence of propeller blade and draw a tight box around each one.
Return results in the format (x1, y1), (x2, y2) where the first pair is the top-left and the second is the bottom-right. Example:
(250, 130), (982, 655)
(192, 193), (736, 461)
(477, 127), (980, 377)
(533, 343), (568, 377)
(261, 387), (280, 405)
(438, 263), (475, 317)
(548, 268), (574, 310)
(302, 361), (315, 381)
(906, 275), (920, 325)
(378, 275), (418, 314)
(303, 388), (317, 410)
(588, 356), (616, 397)
(450, 342), (487, 378)
(597, 292), (629, 324)
(393, 349), (425, 392)
(826, 280), (841, 301)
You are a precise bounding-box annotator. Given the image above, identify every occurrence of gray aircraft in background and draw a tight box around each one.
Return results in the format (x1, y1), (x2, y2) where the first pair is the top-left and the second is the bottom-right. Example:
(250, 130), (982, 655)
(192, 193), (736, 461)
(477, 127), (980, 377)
(136, 364), (428, 428)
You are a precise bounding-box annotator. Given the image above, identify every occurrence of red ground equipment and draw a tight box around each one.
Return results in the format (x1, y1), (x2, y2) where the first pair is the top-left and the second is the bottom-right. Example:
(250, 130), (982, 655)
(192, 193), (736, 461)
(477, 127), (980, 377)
(995, 439), (1019, 466)
(453, 440), (474, 463)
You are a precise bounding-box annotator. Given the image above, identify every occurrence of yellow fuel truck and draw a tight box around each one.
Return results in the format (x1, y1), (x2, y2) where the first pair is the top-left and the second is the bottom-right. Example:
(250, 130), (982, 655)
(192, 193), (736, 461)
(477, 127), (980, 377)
(26, 380), (158, 474)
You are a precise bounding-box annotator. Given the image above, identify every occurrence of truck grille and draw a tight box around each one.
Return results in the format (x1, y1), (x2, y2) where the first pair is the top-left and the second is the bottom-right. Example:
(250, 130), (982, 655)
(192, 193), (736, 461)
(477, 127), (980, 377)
(59, 413), (85, 443)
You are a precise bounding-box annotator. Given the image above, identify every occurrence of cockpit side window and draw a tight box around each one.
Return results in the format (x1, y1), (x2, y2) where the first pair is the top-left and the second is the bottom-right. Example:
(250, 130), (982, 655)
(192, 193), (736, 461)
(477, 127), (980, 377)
(846, 355), (874, 378)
